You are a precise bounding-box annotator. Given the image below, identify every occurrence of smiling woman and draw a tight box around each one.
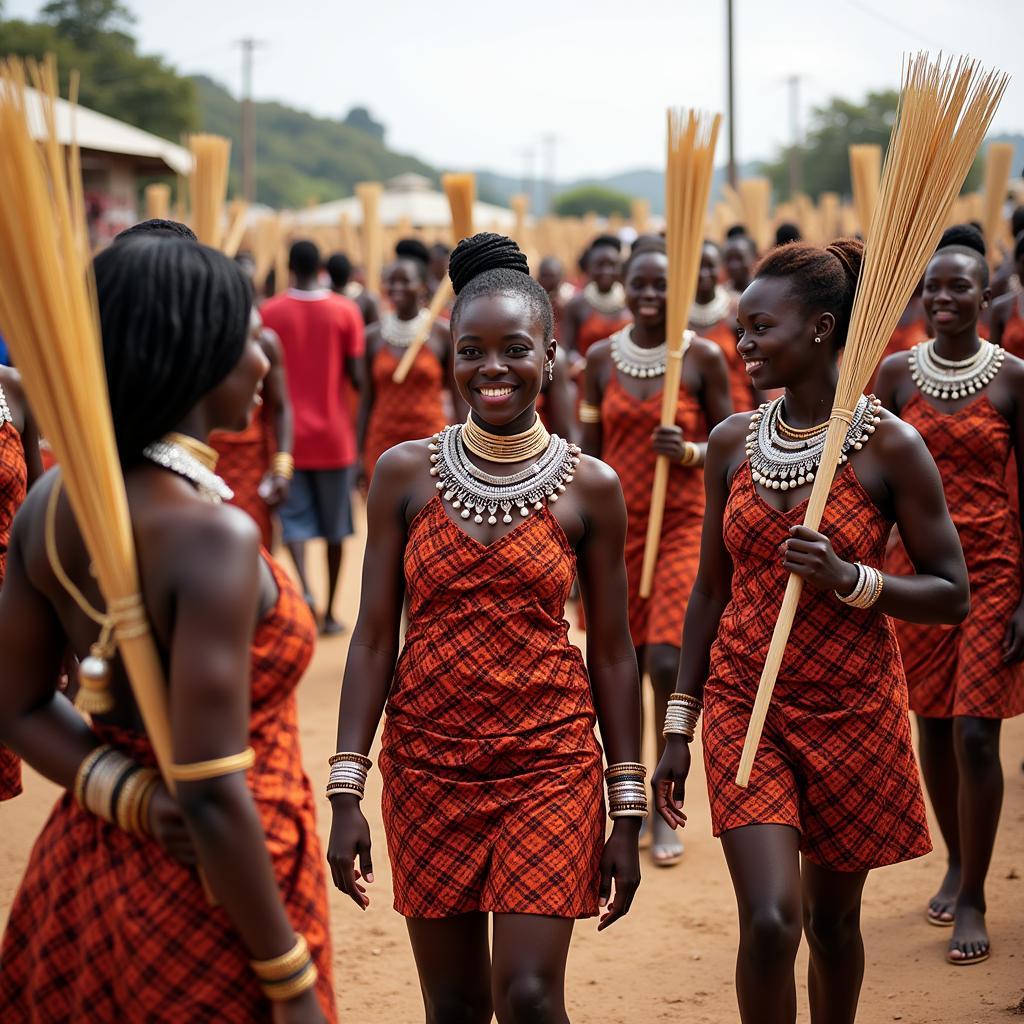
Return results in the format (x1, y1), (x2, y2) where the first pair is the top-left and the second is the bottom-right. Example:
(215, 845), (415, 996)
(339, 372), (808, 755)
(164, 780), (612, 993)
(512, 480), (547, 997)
(327, 232), (643, 1023)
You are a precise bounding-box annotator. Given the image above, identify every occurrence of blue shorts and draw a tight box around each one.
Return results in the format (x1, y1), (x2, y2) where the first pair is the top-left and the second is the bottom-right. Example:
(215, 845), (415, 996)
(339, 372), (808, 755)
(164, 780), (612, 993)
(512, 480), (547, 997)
(278, 467), (355, 544)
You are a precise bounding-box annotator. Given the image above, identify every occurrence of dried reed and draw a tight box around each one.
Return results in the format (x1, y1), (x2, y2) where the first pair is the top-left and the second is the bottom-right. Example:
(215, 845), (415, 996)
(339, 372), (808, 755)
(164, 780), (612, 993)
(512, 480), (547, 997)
(188, 133), (231, 248)
(849, 143), (882, 236)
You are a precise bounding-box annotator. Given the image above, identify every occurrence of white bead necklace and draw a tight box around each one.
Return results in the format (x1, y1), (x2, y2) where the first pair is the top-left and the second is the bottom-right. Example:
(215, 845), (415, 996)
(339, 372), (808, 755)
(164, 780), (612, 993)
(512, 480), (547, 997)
(380, 309), (430, 349)
(609, 325), (668, 379)
(583, 281), (626, 316)
(909, 339), (1004, 401)
(142, 440), (234, 503)
(689, 286), (732, 328)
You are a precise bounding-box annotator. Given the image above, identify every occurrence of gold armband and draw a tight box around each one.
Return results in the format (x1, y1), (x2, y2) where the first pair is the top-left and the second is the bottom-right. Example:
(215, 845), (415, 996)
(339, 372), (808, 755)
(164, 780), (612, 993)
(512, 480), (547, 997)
(578, 401), (601, 424)
(168, 746), (255, 782)
(678, 442), (701, 467)
(271, 452), (295, 481)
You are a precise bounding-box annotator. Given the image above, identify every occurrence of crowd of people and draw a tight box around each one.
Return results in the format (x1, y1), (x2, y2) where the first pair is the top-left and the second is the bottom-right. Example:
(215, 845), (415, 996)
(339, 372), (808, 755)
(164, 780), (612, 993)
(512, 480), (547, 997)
(0, 197), (1022, 1022)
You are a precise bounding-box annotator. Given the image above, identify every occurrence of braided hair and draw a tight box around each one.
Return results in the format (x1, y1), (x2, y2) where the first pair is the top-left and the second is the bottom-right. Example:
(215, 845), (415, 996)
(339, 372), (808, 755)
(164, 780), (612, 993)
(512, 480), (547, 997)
(449, 233), (554, 339)
(93, 235), (253, 462)
(115, 218), (197, 243)
(754, 237), (864, 346)
(394, 238), (431, 281)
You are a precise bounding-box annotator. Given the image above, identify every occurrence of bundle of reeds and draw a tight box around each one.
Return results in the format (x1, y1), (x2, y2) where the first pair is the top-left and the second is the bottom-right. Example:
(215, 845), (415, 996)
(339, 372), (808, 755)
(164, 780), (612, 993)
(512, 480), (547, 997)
(393, 173), (475, 383)
(981, 141), (1014, 264)
(639, 108), (721, 598)
(188, 133), (231, 248)
(739, 177), (772, 252)
(631, 198), (651, 235)
(849, 143), (882, 236)
(736, 53), (1008, 787)
(221, 198), (249, 259)
(252, 214), (282, 291)
(338, 211), (360, 262)
(510, 193), (530, 247)
(144, 183), (171, 221)
(356, 181), (384, 298)
(818, 192), (841, 243)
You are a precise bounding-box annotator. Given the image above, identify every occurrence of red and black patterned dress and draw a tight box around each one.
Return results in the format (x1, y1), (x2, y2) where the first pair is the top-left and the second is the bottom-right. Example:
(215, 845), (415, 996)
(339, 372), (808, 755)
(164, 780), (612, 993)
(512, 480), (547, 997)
(0, 555), (337, 1023)
(1001, 301), (1024, 360)
(887, 393), (1024, 719)
(380, 496), (604, 918)
(601, 371), (707, 648)
(0, 383), (27, 801)
(210, 410), (276, 550)
(703, 462), (931, 871)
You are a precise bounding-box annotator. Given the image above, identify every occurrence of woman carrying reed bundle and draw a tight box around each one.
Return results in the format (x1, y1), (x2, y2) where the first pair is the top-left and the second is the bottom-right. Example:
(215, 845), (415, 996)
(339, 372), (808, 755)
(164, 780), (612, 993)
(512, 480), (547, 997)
(990, 231), (1024, 358)
(876, 228), (1024, 966)
(328, 233), (641, 1022)
(562, 234), (632, 364)
(581, 237), (732, 867)
(0, 365), (42, 802)
(0, 237), (334, 1022)
(358, 239), (458, 483)
(653, 239), (969, 1022)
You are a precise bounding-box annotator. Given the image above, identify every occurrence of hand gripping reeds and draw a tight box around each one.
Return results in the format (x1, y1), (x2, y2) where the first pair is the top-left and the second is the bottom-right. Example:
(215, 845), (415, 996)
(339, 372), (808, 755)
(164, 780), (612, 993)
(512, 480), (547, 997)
(638, 109), (721, 599)
(736, 53), (1008, 787)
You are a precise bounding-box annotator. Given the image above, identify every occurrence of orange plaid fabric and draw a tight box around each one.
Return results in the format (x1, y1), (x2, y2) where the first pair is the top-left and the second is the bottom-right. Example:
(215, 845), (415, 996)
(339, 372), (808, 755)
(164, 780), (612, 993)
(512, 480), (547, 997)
(363, 345), (446, 481)
(870, 318), (928, 391)
(380, 497), (604, 918)
(210, 411), (275, 550)
(576, 308), (631, 358)
(704, 462), (931, 871)
(699, 321), (753, 412)
(0, 419), (27, 801)
(1002, 306), (1024, 359)
(887, 393), (1024, 719)
(0, 555), (337, 1022)
(601, 373), (707, 648)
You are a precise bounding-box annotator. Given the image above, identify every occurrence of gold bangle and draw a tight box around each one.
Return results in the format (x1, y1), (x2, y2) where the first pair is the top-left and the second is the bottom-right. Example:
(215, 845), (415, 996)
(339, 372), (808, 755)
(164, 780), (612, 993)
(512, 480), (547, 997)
(272, 452), (295, 481)
(578, 401), (601, 424)
(678, 442), (699, 466)
(84, 751), (134, 824)
(328, 751), (372, 770)
(115, 765), (145, 833)
(137, 773), (159, 836)
(74, 745), (113, 808)
(168, 747), (255, 782)
(251, 935), (310, 981)
(261, 961), (318, 1001)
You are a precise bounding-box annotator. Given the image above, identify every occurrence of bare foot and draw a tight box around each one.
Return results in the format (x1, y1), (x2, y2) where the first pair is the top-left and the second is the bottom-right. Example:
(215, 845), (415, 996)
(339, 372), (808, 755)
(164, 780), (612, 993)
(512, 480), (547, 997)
(926, 864), (960, 926)
(650, 812), (683, 868)
(947, 901), (990, 965)
(321, 617), (346, 637)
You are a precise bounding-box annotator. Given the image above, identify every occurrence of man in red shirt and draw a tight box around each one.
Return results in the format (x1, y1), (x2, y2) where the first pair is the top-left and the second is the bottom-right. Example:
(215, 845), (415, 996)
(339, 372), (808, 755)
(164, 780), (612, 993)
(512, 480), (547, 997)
(262, 240), (364, 634)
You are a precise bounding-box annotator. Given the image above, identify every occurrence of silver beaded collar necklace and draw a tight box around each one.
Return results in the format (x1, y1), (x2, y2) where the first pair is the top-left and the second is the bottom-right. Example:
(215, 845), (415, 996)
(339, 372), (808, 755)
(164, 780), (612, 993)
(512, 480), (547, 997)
(380, 309), (430, 349)
(610, 325), (668, 379)
(583, 281), (626, 316)
(142, 440), (234, 503)
(429, 424), (580, 525)
(908, 339), (1004, 401)
(689, 286), (732, 328)
(746, 394), (881, 491)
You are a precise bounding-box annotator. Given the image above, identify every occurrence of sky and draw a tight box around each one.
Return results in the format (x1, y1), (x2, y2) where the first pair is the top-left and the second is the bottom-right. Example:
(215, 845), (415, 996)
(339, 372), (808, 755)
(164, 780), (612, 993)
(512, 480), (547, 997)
(6, 0), (1024, 181)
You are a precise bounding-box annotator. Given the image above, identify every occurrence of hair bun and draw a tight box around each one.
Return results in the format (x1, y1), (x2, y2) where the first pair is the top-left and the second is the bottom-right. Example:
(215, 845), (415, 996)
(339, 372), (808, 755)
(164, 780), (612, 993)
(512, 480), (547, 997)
(938, 222), (986, 258)
(448, 232), (529, 295)
(824, 237), (863, 285)
(395, 238), (431, 265)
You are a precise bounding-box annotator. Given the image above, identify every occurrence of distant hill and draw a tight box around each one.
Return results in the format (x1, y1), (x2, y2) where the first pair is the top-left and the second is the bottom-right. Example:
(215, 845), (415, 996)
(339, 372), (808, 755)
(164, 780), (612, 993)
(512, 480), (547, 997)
(192, 76), (439, 209)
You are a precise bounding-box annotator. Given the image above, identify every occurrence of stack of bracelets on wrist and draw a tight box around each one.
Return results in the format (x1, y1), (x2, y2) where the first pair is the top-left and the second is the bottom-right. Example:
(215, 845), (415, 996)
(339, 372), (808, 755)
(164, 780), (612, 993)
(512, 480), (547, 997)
(326, 752), (372, 799)
(605, 762), (649, 819)
(663, 692), (703, 739)
(578, 401), (601, 424)
(834, 562), (884, 609)
(74, 745), (160, 837)
(272, 452), (295, 481)
(678, 442), (701, 467)
(251, 934), (318, 1001)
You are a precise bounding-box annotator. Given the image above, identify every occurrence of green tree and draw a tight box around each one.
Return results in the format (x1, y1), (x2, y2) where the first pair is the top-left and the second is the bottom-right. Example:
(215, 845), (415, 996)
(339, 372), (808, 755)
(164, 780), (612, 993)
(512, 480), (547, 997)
(761, 89), (982, 200)
(554, 184), (632, 218)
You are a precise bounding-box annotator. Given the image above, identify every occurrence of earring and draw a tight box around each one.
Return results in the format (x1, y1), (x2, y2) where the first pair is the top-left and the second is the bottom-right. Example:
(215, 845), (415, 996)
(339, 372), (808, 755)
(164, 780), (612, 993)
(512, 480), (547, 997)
(814, 336), (822, 345)
(546, 360), (554, 381)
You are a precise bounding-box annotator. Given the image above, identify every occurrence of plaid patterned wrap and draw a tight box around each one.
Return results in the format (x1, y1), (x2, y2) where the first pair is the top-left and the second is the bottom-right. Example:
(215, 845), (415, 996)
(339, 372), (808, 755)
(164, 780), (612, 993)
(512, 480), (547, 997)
(364, 345), (446, 481)
(601, 373), (707, 648)
(870, 318), (928, 391)
(380, 497), (604, 919)
(210, 410), (275, 549)
(699, 321), (754, 412)
(704, 462), (931, 872)
(0, 418), (27, 801)
(576, 309), (632, 358)
(0, 555), (337, 1022)
(1002, 306), (1024, 360)
(886, 393), (1024, 719)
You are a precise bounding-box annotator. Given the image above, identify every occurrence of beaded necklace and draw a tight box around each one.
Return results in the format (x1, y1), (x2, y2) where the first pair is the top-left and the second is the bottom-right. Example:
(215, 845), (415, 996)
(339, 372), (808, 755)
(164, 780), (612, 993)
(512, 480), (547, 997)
(583, 281), (626, 316)
(609, 325), (668, 379)
(688, 286), (732, 328)
(462, 414), (550, 463)
(380, 309), (430, 349)
(143, 436), (233, 503)
(908, 339), (1004, 401)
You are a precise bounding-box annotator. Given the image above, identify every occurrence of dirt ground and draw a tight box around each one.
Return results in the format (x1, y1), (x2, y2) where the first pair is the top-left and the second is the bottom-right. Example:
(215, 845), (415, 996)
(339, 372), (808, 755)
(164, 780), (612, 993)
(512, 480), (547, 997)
(2, 516), (1023, 1023)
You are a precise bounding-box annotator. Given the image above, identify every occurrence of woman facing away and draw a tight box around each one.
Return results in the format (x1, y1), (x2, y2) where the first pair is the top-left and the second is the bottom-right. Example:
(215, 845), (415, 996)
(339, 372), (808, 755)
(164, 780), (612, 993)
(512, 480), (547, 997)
(876, 228), (1024, 966)
(327, 233), (643, 1024)
(654, 238), (969, 1024)
(0, 236), (334, 1023)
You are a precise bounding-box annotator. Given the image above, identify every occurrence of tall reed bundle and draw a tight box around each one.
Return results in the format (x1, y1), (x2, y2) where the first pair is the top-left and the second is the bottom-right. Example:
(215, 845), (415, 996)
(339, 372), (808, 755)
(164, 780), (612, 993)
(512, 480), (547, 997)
(221, 198), (249, 259)
(819, 192), (841, 242)
(393, 173), (475, 383)
(794, 193), (819, 245)
(840, 204), (859, 237)
(144, 182), (171, 221)
(607, 212), (625, 235)
(252, 214), (282, 289)
(338, 211), (360, 262)
(188, 133), (231, 248)
(739, 177), (772, 251)
(356, 181), (384, 297)
(0, 58), (175, 782)
(174, 171), (187, 222)
(720, 182), (744, 226)
(272, 231), (289, 297)
(396, 214), (413, 239)
(631, 198), (651, 234)
(639, 108), (721, 598)
(736, 53), (1008, 787)
(712, 201), (733, 244)
(849, 143), (882, 235)
(981, 141), (1014, 264)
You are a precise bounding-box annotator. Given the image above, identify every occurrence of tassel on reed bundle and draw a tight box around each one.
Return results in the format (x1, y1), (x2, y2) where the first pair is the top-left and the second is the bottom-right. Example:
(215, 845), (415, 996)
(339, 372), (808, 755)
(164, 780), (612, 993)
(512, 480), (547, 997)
(849, 143), (882, 236)
(981, 141), (1014, 264)
(144, 182), (171, 221)
(0, 57), (176, 785)
(393, 173), (475, 383)
(736, 53), (1008, 787)
(639, 108), (721, 598)
(356, 181), (384, 298)
(188, 133), (231, 248)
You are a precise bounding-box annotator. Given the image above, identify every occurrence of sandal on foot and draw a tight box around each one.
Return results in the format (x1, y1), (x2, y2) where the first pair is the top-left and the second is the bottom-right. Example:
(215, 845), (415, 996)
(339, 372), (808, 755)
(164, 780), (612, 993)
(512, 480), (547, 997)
(651, 841), (684, 868)
(947, 943), (990, 966)
(927, 904), (955, 927)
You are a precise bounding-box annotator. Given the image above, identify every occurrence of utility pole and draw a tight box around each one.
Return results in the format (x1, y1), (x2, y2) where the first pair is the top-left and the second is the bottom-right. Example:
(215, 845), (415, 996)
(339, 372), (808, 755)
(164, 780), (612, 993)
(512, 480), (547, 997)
(542, 134), (558, 215)
(521, 147), (535, 209)
(237, 38), (264, 203)
(787, 74), (803, 197)
(726, 0), (737, 188)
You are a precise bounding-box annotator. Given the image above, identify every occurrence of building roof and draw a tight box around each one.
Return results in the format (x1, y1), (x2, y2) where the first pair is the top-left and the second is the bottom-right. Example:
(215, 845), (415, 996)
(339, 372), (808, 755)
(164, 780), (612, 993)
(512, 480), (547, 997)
(23, 86), (193, 176)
